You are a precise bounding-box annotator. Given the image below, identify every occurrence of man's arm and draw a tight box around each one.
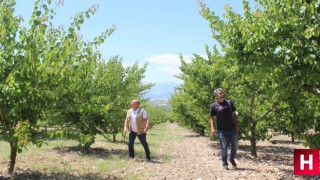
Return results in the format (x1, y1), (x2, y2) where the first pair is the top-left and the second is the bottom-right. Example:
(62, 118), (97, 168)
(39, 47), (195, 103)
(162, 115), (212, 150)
(144, 118), (149, 133)
(230, 101), (239, 133)
(233, 112), (239, 133)
(124, 118), (128, 132)
(143, 110), (149, 133)
(210, 116), (215, 136)
(209, 103), (216, 137)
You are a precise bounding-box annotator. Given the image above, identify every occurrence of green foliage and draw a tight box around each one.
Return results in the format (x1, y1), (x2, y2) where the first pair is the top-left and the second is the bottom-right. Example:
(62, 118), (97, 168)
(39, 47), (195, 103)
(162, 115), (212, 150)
(53, 56), (152, 146)
(170, 46), (221, 135)
(0, 0), (151, 173)
(144, 104), (167, 128)
(169, 91), (206, 135)
(171, 0), (320, 157)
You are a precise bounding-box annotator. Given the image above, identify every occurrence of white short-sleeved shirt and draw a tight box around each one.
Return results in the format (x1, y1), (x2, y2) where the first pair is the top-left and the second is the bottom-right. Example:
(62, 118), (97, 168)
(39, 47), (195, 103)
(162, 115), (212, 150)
(131, 108), (148, 132)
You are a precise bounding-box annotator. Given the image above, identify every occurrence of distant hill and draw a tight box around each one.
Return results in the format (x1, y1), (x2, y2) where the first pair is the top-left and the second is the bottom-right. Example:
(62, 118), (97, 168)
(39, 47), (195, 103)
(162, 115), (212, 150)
(148, 99), (171, 112)
(145, 82), (179, 100)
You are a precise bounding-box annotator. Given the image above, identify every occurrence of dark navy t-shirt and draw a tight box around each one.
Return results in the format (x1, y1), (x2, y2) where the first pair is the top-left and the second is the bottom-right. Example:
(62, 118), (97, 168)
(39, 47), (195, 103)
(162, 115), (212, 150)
(210, 100), (236, 131)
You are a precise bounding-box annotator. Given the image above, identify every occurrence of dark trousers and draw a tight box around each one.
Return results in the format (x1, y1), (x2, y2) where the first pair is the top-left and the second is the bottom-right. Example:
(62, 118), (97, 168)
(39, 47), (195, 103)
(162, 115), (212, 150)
(217, 129), (238, 167)
(128, 131), (151, 160)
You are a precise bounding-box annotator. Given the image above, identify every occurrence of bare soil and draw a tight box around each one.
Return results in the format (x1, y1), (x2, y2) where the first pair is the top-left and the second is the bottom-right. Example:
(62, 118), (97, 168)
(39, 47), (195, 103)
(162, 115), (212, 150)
(0, 123), (317, 180)
(124, 123), (315, 180)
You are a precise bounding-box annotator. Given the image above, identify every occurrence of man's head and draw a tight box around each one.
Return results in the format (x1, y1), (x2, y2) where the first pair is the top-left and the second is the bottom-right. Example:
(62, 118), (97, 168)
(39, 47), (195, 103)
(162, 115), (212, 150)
(130, 99), (140, 110)
(214, 88), (226, 101)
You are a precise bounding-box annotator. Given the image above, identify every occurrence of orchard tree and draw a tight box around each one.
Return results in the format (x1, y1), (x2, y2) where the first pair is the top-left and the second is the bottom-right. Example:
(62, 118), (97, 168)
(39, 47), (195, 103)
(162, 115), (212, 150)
(170, 43), (277, 156)
(101, 59), (152, 143)
(198, 0), (320, 156)
(269, 92), (319, 146)
(175, 47), (225, 135)
(52, 54), (109, 150)
(170, 89), (198, 131)
(0, 0), (114, 174)
(145, 105), (167, 127)
(245, 0), (320, 147)
(51, 55), (152, 147)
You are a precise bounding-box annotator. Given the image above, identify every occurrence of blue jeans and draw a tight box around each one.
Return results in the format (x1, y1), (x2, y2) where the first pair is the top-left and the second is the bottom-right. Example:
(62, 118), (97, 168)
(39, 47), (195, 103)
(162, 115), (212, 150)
(218, 129), (238, 167)
(128, 131), (150, 160)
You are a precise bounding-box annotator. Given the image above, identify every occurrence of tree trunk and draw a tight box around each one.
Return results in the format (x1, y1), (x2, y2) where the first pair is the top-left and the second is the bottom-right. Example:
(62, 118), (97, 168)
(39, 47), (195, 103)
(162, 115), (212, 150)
(8, 140), (18, 174)
(199, 130), (204, 136)
(250, 122), (257, 158)
(291, 132), (295, 142)
(199, 126), (205, 136)
(113, 133), (116, 143)
(248, 95), (257, 157)
(84, 143), (91, 152)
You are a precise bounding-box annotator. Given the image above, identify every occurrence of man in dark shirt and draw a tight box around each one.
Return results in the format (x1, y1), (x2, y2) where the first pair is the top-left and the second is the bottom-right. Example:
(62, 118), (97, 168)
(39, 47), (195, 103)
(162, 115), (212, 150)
(210, 88), (239, 170)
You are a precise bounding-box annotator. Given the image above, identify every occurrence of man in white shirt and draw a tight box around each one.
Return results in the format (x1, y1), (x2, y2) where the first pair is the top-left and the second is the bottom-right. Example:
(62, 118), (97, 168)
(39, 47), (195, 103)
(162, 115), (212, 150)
(124, 99), (151, 161)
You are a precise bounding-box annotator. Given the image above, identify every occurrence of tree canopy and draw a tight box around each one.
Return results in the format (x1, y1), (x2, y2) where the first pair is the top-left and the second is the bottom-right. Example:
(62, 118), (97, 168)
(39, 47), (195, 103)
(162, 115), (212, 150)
(170, 0), (320, 157)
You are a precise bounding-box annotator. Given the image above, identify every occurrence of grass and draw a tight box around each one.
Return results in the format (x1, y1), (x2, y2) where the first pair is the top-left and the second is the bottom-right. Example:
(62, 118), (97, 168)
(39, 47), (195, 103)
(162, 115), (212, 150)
(0, 123), (305, 179)
(0, 122), (175, 179)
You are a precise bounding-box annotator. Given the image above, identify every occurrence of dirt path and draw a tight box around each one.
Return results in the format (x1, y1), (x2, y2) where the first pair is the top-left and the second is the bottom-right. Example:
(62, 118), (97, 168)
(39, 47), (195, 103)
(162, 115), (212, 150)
(127, 123), (307, 180)
(0, 123), (311, 179)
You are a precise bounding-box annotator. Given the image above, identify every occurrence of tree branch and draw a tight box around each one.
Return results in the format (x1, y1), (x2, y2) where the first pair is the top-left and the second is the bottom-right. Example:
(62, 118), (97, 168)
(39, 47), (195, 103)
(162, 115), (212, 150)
(249, 94), (254, 120)
(256, 101), (279, 122)
(302, 84), (320, 97)
(0, 105), (9, 132)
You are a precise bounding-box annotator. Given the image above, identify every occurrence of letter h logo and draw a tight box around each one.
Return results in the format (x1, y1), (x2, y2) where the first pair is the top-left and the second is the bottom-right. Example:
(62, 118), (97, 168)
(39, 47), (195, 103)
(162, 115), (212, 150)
(294, 149), (320, 175)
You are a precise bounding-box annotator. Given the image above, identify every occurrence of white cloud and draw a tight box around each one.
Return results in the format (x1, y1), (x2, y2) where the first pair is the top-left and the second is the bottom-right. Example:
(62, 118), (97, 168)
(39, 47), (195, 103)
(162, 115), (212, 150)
(157, 66), (181, 75)
(199, 54), (208, 59)
(145, 53), (209, 78)
(123, 62), (135, 67)
(146, 54), (192, 65)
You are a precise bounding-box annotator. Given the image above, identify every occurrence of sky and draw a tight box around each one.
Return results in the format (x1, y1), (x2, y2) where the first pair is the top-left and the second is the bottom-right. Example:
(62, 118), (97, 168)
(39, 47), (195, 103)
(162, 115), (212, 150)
(14, 0), (248, 84)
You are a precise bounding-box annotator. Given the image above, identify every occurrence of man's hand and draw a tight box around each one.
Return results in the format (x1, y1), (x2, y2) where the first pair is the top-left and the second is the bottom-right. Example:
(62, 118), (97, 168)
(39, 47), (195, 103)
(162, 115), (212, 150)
(124, 127), (128, 133)
(143, 127), (148, 133)
(236, 126), (240, 133)
(211, 129), (216, 137)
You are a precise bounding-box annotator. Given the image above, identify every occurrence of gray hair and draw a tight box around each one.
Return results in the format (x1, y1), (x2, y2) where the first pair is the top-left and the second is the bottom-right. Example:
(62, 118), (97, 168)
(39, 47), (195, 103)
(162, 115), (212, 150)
(214, 88), (225, 96)
(131, 99), (140, 105)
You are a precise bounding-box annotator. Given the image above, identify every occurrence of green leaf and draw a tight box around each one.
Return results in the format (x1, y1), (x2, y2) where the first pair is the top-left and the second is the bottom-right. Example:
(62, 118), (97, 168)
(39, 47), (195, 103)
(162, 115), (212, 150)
(43, 4), (48, 14)
(36, 11), (41, 16)
(33, 20), (40, 25)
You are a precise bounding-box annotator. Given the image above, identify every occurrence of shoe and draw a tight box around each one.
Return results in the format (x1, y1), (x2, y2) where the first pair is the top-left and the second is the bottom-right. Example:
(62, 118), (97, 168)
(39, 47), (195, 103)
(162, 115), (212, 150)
(223, 166), (229, 170)
(147, 158), (152, 162)
(229, 159), (237, 167)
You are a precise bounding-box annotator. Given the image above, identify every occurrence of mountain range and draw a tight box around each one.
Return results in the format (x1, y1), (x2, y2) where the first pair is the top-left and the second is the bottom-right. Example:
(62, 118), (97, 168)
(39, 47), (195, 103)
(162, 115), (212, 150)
(145, 82), (179, 100)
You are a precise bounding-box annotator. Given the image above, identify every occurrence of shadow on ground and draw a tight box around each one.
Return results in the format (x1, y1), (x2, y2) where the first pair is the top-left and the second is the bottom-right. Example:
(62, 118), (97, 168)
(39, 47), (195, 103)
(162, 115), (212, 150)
(183, 134), (208, 138)
(53, 146), (127, 159)
(236, 144), (295, 163)
(269, 140), (303, 145)
(277, 168), (316, 180)
(53, 146), (167, 164)
(210, 141), (302, 178)
(210, 140), (298, 162)
(0, 171), (120, 180)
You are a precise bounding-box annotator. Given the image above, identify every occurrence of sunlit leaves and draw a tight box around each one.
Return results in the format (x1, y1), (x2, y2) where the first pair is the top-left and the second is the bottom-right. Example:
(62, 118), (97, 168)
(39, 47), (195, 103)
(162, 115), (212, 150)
(218, 0), (319, 147)
(171, 0), (319, 156)
(0, 0), (119, 173)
